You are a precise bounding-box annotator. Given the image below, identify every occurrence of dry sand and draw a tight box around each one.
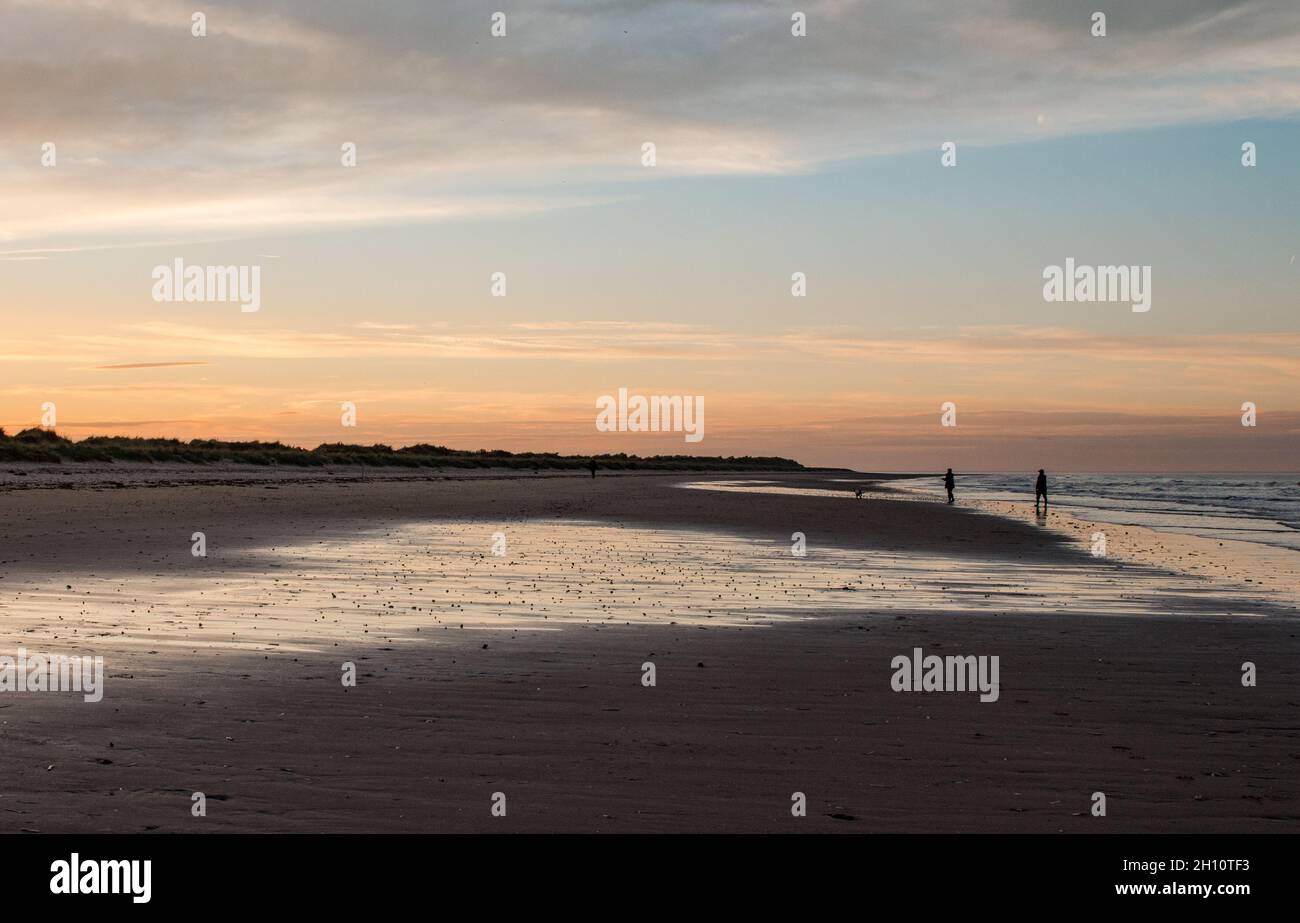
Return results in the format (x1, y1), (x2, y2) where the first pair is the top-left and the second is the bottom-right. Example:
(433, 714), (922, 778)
(0, 466), (1296, 832)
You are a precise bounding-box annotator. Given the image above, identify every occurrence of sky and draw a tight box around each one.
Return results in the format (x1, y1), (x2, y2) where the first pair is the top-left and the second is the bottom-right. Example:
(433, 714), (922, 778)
(1, 0), (1298, 471)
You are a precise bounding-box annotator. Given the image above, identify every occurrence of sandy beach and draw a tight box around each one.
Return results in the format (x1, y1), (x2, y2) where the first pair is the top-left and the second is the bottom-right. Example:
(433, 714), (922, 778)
(1, 467), (1297, 833)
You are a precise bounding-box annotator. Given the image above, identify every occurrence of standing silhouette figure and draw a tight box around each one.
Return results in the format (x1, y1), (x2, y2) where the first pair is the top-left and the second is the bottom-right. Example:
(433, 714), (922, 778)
(1035, 469), (1048, 510)
(944, 468), (955, 504)
(589, 458), (598, 479)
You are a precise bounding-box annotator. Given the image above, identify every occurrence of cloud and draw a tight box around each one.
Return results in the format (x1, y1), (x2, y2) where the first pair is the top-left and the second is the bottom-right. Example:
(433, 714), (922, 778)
(2, 0), (1299, 246)
(6, 321), (1297, 407)
(92, 360), (209, 369)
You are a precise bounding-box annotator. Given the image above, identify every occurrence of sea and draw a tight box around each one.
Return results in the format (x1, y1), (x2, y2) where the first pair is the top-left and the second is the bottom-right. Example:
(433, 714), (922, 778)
(892, 473), (1300, 553)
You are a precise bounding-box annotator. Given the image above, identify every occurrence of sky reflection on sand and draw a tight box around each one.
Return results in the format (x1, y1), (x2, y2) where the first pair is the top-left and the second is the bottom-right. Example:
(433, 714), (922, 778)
(679, 479), (1300, 608)
(1, 520), (1284, 660)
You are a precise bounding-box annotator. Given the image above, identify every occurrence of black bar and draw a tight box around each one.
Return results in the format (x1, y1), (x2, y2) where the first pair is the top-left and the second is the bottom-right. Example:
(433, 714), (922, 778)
(1, 833), (1285, 909)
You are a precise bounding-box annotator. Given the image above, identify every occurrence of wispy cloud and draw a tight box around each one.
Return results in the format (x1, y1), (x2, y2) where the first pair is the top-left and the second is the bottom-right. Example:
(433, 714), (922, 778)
(6, 320), (1296, 370)
(3, 0), (1299, 246)
(4, 321), (1296, 419)
(92, 360), (209, 370)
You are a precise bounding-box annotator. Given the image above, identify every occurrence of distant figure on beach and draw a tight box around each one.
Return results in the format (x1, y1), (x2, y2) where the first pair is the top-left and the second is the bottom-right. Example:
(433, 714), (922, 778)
(1035, 469), (1048, 509)
(589, 458), (597, 479)
(854, 487), (865, 499)
(944, 468), (955, 504)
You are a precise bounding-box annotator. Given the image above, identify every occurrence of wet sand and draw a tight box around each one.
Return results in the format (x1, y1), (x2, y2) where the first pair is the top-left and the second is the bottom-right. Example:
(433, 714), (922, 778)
(0, 467), (1297, 832)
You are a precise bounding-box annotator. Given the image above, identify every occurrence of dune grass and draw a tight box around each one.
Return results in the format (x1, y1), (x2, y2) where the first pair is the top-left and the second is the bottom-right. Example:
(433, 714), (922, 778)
(0, 428), (804, 471)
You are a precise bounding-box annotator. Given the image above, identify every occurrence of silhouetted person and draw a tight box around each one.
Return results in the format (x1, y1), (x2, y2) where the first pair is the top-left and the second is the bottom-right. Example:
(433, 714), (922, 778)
(1035, 469), (1048, 510)
(944, 468), (955, 504)
(854, 487), (865, 499)
(589, 458), (597, 479)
